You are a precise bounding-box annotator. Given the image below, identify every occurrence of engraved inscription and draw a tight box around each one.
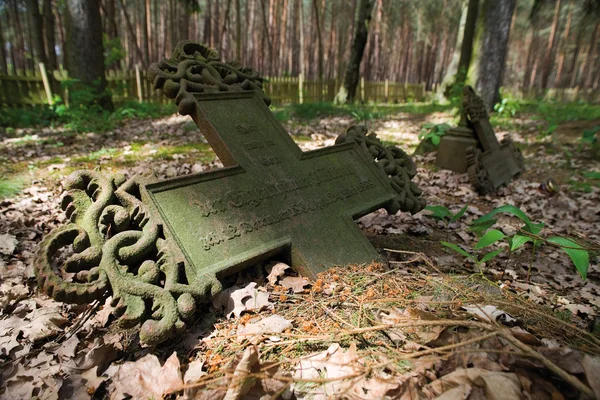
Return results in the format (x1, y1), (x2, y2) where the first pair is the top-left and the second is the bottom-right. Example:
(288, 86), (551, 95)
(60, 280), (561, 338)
(198, 179), (376, 250)
(236, 123), (259, 135)
(244, 139), (275, 150)
(261, 155), (281, 166)
(188, 164), (358, 217)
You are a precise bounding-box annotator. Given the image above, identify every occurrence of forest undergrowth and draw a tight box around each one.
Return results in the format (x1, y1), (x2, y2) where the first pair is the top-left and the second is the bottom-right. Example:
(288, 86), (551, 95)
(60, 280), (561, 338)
(0, 100), (599, 399)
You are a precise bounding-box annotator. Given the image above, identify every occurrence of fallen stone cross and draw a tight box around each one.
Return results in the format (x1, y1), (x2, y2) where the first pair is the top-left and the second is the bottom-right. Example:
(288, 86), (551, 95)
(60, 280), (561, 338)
(436, 86), (524, 194)
(35, 41), (425, 345)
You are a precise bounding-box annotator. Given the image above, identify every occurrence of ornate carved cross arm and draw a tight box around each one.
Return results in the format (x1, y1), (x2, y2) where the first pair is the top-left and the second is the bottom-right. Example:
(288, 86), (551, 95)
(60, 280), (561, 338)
(35, 171), (221, 345)
(147, 41), (271, 116)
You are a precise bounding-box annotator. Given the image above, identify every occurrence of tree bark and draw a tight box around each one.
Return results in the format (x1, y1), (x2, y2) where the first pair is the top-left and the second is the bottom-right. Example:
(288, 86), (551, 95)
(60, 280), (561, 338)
(0, 15), (8, 73)
(540, 0), (561, 89)
(43, 0), (58, 71)
(27, 0), (48, 66)
(312, 0), (323, 82)
(554, 0), (573, 87)
(235, 0), (241, 60)
(65, 0), (112, 110)
(334, 0), (374, 104)
(475, 0), (516, 111)
(456, 0), (479, 82)
(117, 0), (144, 65)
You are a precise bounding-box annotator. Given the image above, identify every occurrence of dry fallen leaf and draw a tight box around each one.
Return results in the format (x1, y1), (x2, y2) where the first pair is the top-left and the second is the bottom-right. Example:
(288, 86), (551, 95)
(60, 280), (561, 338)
(424, 368), (522, 400)
(293, 342), (401, 399)
(0, 234), (18, 255)
(214, 283), (273, 319)
(237, 314), (293, 342)
(266, 262), (290, 286)
(111, 352), (183, 400)
(21, 305), (68, 342)
(462, 304), (516, 325)
(280, 276), (310, 293)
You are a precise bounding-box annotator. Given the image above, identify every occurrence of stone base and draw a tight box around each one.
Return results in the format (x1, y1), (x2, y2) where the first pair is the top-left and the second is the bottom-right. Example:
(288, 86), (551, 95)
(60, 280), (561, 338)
(435, 126), (479, 173)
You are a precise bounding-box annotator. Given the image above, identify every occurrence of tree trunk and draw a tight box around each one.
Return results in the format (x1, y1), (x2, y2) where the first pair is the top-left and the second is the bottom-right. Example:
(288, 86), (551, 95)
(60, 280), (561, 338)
(65, 0), (112, 110)
(0, 16), (8, 73)
(299, 0), (304, 77)
(27, 0), (48, 66)
(220, 0), (232, 55)
(43, 0), (58, 71)
(334, 0), (374, 104)
(235, 0), (241, 60)
(8, 0), (27, 70)
(582, 19), (599, 88)
(312, 0), (323, 82)
(456, 0), (479, 82)
(554, 0), (573, 87)
(540, 0), (561, 89)
(117, 0), (144, 64)
(475, 0), (516, 111)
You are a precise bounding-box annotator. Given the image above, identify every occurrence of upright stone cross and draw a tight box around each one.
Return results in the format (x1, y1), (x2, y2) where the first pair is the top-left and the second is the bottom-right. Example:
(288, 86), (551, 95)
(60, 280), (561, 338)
(35, 42), (424, 345)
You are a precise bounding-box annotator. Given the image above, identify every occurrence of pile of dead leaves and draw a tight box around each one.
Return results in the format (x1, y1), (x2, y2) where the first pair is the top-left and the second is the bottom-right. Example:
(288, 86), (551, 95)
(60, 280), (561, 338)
(2, 258), (600, 399)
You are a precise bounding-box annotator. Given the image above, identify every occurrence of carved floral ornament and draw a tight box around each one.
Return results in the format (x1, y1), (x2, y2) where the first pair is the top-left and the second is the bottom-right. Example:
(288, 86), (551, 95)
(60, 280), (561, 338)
(35, 171), (222, 345)
(147, 41), (271, 116)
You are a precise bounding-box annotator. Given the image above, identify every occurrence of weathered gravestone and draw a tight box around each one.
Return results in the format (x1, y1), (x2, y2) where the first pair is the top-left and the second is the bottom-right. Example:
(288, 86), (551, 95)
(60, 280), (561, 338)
(35, 41), (425, 345)
(435, 86), (524, 194)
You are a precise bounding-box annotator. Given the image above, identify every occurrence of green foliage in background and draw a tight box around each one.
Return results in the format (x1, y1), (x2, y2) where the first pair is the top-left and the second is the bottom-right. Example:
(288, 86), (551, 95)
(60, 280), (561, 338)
(418, 123), (451, 146)
(0, 176), (24, 200)
(0, 99), (176, 132)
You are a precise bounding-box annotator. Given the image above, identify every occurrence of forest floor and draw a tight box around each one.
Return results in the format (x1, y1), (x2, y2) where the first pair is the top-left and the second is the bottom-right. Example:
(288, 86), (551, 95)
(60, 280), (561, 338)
(0, 103), (599, 399)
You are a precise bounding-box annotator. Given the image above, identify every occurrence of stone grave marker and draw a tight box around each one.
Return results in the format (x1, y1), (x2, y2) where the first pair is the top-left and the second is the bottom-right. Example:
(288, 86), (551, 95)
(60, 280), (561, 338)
(35, 41), (425, 345)
(436, 86), (524, 194)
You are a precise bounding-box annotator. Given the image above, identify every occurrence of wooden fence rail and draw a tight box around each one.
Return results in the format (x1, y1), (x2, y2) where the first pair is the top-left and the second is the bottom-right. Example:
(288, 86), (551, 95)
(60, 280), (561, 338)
(0, 64), (427, 108)
(3, 64), (595, 108)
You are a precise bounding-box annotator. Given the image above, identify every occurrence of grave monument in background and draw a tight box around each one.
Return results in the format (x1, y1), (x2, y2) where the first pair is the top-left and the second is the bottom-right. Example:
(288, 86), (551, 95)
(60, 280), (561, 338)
(35, 41), (425, 345)
(436, 86), (524, 194)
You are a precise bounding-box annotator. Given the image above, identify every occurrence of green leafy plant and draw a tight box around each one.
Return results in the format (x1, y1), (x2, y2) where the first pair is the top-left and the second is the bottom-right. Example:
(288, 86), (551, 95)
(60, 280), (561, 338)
(581, 125), (600, 145)
(444, 204), (591, 281)
(424, 204), (468, 227)
(418, 123), (451, 146)
(441, 241), (503, 276)
(493, 96), (520, 118)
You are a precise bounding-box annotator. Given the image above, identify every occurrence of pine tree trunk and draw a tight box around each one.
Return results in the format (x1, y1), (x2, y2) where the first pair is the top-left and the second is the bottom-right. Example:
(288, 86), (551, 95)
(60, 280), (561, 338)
(65, 0), (113, 110)
(540, 0), (561, 89)
(0, 16), (8, 73)
(43, 0), (58, 68)
(475, 0), (516, 111)
(334, 0), (374, 104)
(27, 0), (48, 66)
(554, 0), (573, 87)
(456, 0), (479, 82)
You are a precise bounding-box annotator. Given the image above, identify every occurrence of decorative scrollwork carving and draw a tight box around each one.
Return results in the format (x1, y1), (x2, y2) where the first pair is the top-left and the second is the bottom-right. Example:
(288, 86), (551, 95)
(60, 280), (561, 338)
(35, 171), (222, 346)
(462, 85), (489, 124)
(466, 146), (494, 195)
(147, 41), (271, 116)
(335, 125), (426, 214)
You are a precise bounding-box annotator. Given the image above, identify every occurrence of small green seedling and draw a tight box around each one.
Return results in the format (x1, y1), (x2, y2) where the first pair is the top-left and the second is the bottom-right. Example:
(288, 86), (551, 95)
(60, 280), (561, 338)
(424, 204), (468, 227)
(441, 240), (504, 276)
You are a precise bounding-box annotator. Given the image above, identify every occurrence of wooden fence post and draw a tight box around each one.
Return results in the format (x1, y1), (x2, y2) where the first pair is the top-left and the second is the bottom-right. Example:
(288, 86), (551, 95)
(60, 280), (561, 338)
(38, 63), (53, 105)
(360, 77), (365, 103)
(135, 64), (143, 102)
(299, 73), (304, 104)
(384, 79), (389, 103)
